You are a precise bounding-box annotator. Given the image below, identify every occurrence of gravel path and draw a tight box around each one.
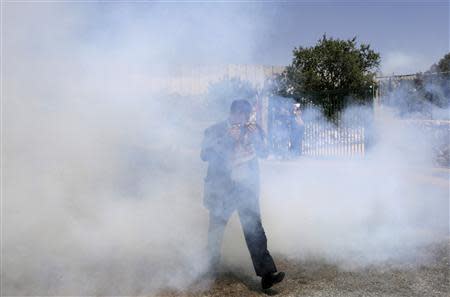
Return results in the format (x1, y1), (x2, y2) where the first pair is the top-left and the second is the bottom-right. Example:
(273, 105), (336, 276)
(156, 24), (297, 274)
(157, 241), (449, 297)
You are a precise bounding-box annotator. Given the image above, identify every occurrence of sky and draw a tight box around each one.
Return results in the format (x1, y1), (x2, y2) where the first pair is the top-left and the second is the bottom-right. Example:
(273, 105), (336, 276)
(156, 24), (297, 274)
(3, 0), (450, 75)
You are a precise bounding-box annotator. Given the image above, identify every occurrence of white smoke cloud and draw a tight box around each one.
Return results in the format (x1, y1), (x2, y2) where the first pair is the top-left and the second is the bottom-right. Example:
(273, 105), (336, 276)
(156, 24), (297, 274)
(261, 107), (446, 264)
(381, 51), (433, 75)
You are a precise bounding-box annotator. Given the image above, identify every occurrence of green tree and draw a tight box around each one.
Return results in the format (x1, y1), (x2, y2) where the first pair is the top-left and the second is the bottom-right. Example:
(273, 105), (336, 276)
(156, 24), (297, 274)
(276, 35), (380, 120)
(429, 52), (450, 75)
(380, 52), (449, 119)
(413, 52), (450, 111)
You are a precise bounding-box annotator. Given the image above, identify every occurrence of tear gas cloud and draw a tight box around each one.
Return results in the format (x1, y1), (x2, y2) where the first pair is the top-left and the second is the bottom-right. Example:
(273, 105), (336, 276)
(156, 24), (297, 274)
(3, 3), (449, 295)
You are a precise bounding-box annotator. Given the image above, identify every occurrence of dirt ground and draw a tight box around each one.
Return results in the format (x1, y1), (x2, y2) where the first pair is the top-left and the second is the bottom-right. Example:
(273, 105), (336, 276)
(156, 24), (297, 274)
(155, 164), (449, 297)
(157, 241), (449, 297)
(153, 161), (450, 297)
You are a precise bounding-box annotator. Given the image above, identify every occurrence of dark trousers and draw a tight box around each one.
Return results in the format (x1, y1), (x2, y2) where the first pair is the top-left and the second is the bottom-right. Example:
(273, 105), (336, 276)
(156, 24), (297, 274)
(290, 126), (304, 156)
(207, 203), (277, 277)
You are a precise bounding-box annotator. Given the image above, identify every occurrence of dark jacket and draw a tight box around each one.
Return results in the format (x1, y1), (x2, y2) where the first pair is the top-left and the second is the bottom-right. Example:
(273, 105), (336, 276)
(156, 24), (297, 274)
(201, 120), (267, 212)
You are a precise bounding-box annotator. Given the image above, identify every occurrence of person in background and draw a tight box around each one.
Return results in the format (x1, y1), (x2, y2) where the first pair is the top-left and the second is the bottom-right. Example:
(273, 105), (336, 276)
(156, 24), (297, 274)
(290, 103), (305, 157)
(275, 107), (292, 159)
(200, 99), (285, 290)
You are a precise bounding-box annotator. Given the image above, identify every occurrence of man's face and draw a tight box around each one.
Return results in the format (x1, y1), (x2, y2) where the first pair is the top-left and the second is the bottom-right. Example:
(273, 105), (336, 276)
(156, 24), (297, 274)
(229, 111), (250, 125)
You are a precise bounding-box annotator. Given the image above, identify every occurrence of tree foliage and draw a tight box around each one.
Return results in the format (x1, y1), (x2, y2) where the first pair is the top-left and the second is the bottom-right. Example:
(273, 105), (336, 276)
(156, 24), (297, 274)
(276, 35), (380, 120)
(381, 52), (449, 119)
(415, 52), (450, 111)
(430, 52), (450, 75)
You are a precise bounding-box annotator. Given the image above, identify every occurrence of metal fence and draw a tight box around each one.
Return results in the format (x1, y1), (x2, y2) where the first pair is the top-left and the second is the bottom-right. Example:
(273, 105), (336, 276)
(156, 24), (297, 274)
(301, 124), (365, 157)
(268, 97), (368, 158)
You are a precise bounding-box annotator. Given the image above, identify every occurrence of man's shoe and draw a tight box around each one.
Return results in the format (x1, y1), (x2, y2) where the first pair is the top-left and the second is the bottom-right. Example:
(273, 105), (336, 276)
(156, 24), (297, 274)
(261, 271), (285, 289)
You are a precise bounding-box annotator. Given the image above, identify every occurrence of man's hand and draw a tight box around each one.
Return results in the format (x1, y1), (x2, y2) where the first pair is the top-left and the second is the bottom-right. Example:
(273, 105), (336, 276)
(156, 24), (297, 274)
(247, 123), (257, 133)
(229, 125), (241, 141)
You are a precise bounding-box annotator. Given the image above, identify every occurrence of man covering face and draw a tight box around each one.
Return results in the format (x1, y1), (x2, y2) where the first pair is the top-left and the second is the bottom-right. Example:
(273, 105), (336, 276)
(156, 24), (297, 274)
(200, 99), (285, 290)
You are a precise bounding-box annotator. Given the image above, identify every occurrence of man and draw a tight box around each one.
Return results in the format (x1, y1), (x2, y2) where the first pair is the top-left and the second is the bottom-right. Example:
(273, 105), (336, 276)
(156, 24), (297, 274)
(290, 104), (305, 157)
(201, 99), (285, 290)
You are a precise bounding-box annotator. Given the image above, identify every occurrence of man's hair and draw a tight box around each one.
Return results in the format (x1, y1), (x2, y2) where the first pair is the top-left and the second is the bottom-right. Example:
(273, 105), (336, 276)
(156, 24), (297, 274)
(230, 99), (252, 114)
